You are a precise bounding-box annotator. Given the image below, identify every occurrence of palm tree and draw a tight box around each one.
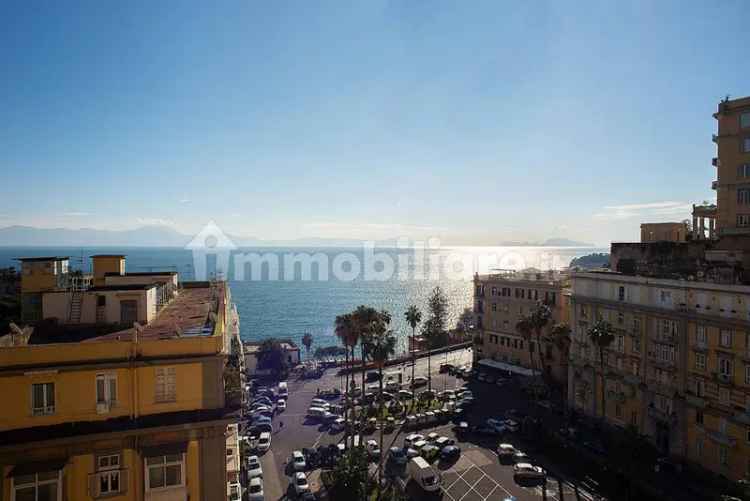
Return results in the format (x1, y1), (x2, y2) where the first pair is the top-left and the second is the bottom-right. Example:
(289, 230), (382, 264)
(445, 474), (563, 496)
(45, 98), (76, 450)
(369, 327), (397, 490)
(588, 320), (615, 420)
(301, 332), (313, 360)
(335, 313), (357, 448)
(405, 305), (422, 411)
(549, 322), (572, 408)
(529, 302), (552, 385)
(352, 307), (391, 435)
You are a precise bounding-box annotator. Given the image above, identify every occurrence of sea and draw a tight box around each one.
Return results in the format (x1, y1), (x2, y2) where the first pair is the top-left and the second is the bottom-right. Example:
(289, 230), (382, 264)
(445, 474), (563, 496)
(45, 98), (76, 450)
(0, 246), (604, 357)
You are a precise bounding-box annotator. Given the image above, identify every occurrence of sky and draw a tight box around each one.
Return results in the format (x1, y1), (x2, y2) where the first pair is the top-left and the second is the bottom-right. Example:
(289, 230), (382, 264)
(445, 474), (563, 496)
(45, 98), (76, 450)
(0, 0), (747, 247)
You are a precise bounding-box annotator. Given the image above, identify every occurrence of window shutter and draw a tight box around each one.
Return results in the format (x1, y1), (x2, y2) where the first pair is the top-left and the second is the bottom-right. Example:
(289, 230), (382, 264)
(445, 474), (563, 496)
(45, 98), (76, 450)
(108, 378), (117, 403)
(96, 376), (106, 404)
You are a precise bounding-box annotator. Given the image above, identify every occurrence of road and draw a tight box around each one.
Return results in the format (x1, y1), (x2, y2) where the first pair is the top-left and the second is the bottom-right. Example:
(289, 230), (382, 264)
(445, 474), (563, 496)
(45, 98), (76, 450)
(247, 348), (605, 501)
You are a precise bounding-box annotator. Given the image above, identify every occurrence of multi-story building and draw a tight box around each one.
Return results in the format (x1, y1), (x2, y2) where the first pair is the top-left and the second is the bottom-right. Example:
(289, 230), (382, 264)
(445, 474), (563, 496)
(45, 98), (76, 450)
(569, 270), (750, 481)
(712, 96), (750, 237)
(0, 255), (242, 501)
(473, 269), (569, 384)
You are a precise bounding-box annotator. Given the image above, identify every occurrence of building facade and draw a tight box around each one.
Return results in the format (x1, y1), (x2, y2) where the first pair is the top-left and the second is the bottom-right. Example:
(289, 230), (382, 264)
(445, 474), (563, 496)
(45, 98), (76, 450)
(473, 269), (569, 384)
(569, 271), (750, 481)
(0, 258), (242, 501)
(640, 222), (689, 243)
(713, 96), (750, 237)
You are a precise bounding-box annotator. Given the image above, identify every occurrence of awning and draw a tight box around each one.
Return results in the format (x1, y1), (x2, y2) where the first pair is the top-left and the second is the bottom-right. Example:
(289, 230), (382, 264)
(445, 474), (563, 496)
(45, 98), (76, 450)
(477, 358), (535, 377)
(7, 459), (67, 478)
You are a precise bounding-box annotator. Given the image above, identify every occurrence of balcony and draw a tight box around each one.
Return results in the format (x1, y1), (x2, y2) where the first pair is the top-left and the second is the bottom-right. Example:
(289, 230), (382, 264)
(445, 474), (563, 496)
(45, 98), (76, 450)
(712, 180), (718, 190)
(712, 157), (720, 167)
(713, 134), (719, 143)
(706, 429), (737, 448)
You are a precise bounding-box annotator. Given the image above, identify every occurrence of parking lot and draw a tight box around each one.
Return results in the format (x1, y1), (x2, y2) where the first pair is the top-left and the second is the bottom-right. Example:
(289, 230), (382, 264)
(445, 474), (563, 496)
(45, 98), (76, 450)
(243, 348), (605, 501)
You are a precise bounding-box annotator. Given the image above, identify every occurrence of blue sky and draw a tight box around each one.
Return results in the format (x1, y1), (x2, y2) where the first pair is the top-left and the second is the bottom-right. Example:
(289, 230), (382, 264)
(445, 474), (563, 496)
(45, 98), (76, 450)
(0, 0), (747, 246)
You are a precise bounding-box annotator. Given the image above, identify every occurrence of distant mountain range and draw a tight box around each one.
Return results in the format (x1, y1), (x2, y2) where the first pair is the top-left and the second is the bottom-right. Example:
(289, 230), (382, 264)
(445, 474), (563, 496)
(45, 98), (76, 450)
(0, 225), (595, 248)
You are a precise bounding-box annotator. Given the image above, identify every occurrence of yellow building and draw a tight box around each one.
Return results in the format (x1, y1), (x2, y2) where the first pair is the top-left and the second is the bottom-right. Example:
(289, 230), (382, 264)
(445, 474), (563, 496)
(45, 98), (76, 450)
(473, 269), (570, 385)
(17, 257), (71, 322)
(0, 259), (242, 501)
(712, 96), (750, 237)
(569, 270), (750, 481)
(640, 222), (688, 243)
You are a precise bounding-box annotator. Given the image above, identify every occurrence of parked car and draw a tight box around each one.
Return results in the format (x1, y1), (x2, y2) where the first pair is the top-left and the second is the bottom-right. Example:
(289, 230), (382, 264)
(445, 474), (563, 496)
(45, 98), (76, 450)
(411, 376), (428, 387)
(435, 436), (455, 448)
(404, 433), (424, 447)
(513, 463), (546, 480)
(257, 432), (271, 452)
(427, 432), (440, 442)
(438, 390), (455, 401)
(388, 447), (408, 465)
(246, 455), (263, 478)
(293, 472), (310, 495)
(366, 439), (381, 459)
(386, 380), (401, 392)
(276, 399), (286, 412)
(331, 417), (345, 432)
(408, 457), (442, 492)
(486, 418), (506, 433)
(439, 363), (454, 373)
(228, 482), (242, 501)
(513, 451), (530, 463)
(497, 443), (516, 458)
(246, 477), (264, 501)
(440, 445), (461, 462)
(291, 450), (306, 471)
(505, 419), (520, 432)
(405, 447), (420, 458)
(311, 398), (330, 409)
(420, 444), (440, 461)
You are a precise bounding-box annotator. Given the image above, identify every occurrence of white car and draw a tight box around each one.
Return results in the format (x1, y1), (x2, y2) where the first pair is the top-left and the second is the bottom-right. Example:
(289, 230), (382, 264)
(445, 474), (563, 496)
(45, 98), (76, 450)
(331, 417), (345, 432)
(434, 437), (455, 448)
(513, 451), (530, 463)
(276, 400), (286, 412)
(256, 432), (271, 452)
(311, 398), (329, 408)
(411, 376), (428, 387)
(497, 443), (516, 457)
(246, 477), (264, 501)
(404, 434), (425, 448)
(293, 472), (310, 495)
(366, 439), (381, 458)
(246, 455), (263, 479)
(514, 463), (546, 480)
(427, 432), (440, 442)
(405, 447), (420, 458)
(412, 439), (428, 451)
(291, 451), (306, 471)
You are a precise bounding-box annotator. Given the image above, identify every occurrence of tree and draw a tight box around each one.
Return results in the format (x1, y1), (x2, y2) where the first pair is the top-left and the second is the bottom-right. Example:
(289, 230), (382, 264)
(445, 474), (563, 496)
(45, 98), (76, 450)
(255, 338), (288, 377)
(404, 305), (422, 410)
(302, 332), (313, 360)
(515, 317), (535, 378)
(324, 447), (371, 500)
(588, 320), (615, 420)
(335, 313), (358, 448)
(549, 322), (572, 408)
(421, 287), (449, 392)
(529, 302), (552, 385)
(368, 327), (397, 489)
(351, 306), (391, 434)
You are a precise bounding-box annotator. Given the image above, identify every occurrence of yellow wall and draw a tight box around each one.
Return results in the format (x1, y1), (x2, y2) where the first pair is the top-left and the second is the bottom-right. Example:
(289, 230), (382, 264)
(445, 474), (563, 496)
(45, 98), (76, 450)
(93, 256), (125, 286)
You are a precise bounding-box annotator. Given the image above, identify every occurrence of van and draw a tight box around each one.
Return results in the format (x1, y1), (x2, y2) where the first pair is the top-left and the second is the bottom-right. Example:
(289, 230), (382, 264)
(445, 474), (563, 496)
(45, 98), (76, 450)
(257, 432), (271, 452)
(278, 381), (289, 397)
(408, 456), (441, 492)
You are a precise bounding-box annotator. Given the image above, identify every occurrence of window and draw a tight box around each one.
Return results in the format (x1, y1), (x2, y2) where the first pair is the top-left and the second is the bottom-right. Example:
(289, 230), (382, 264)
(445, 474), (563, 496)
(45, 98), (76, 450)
(696, 439), (703, 458)
(95, 454), (122, 496)
(739, 188), (750, 205)
(12, 471), (61, 501)
(695, 353), (706, 370)
(630, 410), (638, 426)
(719, 358), (733, 379)
(746, 365), (750, 385)
(738, 215), (750, 227)
(631, 361), (639, 376)
(696, 410), (704, 424)
(146, 454), (183, 490)
(155, 367), (176, 403)
(490, 334), (498, 344)
(696, 325), (707, 347)
(491, 303), (497, 312)
(32, 382), (55, 416)
(744, 137), (750, 153)
(491, 287), (497, 296)
(742, 112), (750, 129)
(697, 379), (706, 397)
(618, 286), (625, 301)
(739, 164), (750, 178)
(720, 330), (732, 348)
(633, 336), (641, 353)
(96, 295), (106, 307)
(617, 312), (624, 325)
(120, 299), (138, 324)
(96, 374), (117, 411)
(720, 418), (728, 434)
(720, 387), (731, 405)
(616, 335), (625, 353)
(659, 290), (672, 303)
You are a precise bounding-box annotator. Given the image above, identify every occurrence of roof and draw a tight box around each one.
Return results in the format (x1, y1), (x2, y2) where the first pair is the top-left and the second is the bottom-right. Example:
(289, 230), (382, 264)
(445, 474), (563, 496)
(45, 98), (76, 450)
(88, 284), (158, 292)
(90, 254), (126, 258)
(88, 282), (224, 342)
(104, 271), (177, 277)
(16, 256), (69, 262)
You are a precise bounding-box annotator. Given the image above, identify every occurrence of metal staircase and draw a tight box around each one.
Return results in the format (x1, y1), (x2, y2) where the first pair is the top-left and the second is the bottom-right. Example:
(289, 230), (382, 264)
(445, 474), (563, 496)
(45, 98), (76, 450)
(69, 292), (82, 324)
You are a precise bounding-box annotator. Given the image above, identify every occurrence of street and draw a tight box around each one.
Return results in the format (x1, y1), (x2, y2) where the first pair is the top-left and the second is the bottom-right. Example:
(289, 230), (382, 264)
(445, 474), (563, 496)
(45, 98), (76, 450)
(249, 348), (606, 501)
